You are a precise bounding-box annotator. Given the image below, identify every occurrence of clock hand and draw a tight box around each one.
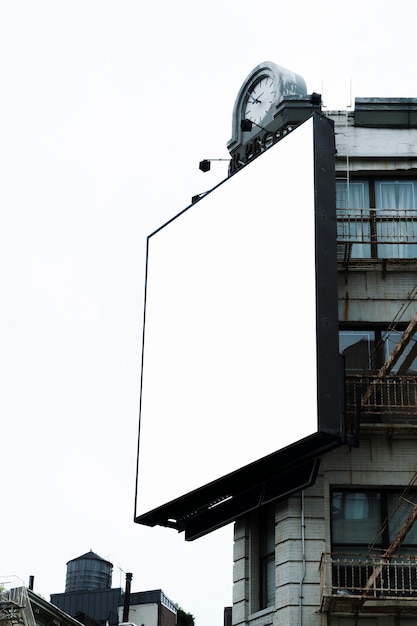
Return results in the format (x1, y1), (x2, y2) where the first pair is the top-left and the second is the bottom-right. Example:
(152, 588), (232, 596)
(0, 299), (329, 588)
(247, 93), (261, 104)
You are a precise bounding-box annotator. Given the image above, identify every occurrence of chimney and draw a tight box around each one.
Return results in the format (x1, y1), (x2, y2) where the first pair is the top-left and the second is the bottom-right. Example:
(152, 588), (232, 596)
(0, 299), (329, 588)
(122, 573), (133, 622)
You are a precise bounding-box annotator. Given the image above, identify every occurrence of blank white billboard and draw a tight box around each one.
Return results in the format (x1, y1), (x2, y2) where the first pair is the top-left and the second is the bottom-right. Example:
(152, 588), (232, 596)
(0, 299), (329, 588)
(135, 115), (340, 527)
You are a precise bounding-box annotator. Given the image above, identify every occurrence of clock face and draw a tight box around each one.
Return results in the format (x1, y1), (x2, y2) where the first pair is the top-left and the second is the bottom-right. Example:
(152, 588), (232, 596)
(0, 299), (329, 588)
(244, 75), (276, 125)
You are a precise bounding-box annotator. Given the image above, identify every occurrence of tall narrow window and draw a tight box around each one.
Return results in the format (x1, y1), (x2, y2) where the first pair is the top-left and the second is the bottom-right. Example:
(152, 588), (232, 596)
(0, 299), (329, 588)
(375, 180), (417, 258)
(336, 180), (370, 258)
(259, 504), (275, 609)
(332, 491), (382, 553)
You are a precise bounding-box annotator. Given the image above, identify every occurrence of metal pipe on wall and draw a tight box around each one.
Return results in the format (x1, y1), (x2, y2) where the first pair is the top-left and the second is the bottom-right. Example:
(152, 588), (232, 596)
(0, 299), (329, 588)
(299, 491), (306, 626)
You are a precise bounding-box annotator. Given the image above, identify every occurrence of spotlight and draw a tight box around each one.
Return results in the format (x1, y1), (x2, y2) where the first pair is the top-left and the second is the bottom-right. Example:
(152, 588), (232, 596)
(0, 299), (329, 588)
(198, 158), (230, 173)
(310, 92), (322, 106)
(240, 119), (269, 133)
(199, 159), (211, 173)
(240, 119), (253, 132)
(191, 190), (210, 204)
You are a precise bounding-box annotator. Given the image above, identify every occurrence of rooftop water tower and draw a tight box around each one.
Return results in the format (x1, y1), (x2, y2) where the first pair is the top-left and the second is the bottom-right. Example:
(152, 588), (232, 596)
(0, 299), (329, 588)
(65, 550), (113, 593)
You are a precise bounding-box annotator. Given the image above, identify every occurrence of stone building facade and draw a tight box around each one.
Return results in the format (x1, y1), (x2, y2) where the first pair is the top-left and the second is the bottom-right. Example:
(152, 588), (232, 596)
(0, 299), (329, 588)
(233, 99), (417, 626)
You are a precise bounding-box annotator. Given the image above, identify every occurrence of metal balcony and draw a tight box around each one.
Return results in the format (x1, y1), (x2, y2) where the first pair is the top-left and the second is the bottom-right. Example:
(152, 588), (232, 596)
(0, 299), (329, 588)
(320, 553), (417, 615)
(337, 207), (417, 261)
(345, 375), (417, 425)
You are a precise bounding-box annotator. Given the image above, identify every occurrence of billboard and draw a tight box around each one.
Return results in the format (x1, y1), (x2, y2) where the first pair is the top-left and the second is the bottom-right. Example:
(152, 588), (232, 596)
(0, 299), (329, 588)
(135, 114), (343, 540)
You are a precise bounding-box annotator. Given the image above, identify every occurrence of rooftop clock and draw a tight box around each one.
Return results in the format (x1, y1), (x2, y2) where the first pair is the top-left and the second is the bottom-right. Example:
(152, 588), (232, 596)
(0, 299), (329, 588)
(227, 61), (307, 168)
(244, 74), (277, 125)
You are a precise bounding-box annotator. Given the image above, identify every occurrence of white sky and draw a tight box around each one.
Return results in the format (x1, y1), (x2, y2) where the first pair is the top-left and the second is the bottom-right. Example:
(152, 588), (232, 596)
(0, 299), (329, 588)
(1, 2), (417, 626)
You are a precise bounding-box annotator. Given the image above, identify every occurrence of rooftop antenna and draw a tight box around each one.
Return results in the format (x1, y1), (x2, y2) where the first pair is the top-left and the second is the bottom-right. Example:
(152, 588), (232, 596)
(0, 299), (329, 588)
(116, 563), (125, 589)
(345, 79), (352, 228)
(347, 78), (353, 109)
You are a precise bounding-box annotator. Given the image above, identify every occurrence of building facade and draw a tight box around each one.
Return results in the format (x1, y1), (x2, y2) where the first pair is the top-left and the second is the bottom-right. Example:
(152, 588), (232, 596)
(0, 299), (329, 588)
(232, 99), (417, 625)
(117, 591), (177, 626)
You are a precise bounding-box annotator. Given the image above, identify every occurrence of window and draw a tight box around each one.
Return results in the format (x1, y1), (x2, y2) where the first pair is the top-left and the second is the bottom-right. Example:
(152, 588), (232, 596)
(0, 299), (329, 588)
(339, 327), (417, 375)
(331, 489), (417, 554)
(339, 330), (376, 373)
(331, 489), (417, 595)
(336, 178), (417, 259)
(259, 504), (275, 609)
(336, 180), (370, 258)
(384, 330), (417, 375)
(332, 491), (382, 552)
(376, 180), (417, 258)
(340, 327), (417, 423)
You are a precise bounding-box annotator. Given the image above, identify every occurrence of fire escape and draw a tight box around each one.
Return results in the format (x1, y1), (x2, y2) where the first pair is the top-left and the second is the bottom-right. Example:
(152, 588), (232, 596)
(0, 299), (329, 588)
(339, 202), (417, 430)
(320, 201), (417, 618)
(320, 473), (417, 616)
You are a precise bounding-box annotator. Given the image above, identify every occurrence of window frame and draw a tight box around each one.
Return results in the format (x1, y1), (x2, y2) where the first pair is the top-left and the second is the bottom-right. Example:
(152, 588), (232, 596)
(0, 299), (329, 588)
(331, 487), (417, 554)
(259, 504), (276, 609)
(336, 175), (417, 259)
(249, 503), (276, 614)
(339, 325), (417, 376)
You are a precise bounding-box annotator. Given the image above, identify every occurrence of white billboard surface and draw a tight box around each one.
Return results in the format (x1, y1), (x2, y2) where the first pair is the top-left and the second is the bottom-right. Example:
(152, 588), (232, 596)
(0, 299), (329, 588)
(137, 118), (318, 518)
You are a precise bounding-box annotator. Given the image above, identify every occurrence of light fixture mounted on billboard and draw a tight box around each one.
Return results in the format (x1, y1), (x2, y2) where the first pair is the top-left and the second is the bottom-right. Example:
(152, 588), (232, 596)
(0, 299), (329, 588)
(198, 158), (230, 173)
(240, 118), (270, 133)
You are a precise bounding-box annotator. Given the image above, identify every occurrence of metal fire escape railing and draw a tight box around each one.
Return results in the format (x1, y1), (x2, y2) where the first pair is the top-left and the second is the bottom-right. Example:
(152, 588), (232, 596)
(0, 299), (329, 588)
(337, 207), (417, 264)
(320, 505), (417, 615)
(321, 477), (417, 612)
(320, 553), (417, 609)
(346, 375), (417, 422)
(337, 208), (417, 244)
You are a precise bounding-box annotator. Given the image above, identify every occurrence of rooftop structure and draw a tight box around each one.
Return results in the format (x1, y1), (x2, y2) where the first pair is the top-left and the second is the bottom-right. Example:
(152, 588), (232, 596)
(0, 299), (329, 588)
(50, 552), (177, 626)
